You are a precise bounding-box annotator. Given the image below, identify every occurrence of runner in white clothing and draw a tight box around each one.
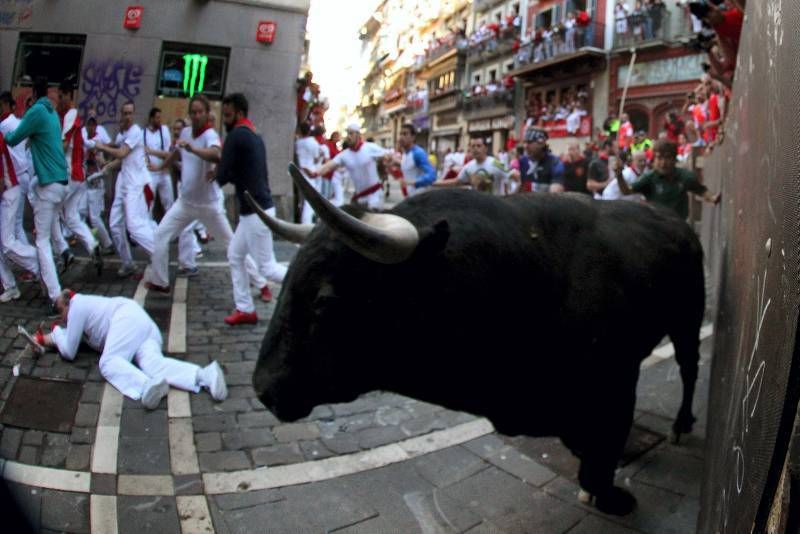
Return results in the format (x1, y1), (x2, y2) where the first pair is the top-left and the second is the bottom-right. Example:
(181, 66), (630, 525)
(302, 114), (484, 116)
(35, 290), (228, 409)
(95, 101), (157, 277)
(144, 95), (276, 297)
(81, 117), (115, 253)
(295, 122), (323, 224)
(313, 123), (391, 209)
(0, 91), (32, 247)
(143, 107), (173, 213)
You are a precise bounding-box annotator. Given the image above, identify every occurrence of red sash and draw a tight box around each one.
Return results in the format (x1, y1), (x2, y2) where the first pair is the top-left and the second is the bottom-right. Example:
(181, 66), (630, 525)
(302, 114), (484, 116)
(193, 122), (213, 139)
(143, 184), (154, 210)
(351, 182), (382, 201)
(63, 112), (85, 181)
(0, 133), (18, 193)
(234, 118), (256, 132)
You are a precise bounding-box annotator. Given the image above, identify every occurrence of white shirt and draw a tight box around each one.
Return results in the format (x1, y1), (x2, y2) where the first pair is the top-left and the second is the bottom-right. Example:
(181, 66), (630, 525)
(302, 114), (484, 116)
(566, 108), (588, 134)
(331, 142), (391, 193)
(0, 113), (30, 176)
(143, 124), (172, 175)
(177, 126), (222, 205)
(295, 136), (322, 173)
(51, 294), (133, 359)
(456, 156), (508, 196)
(82, 126), (111, 153)
(115, 124), (150, 189)
(602, 165), (643, 201)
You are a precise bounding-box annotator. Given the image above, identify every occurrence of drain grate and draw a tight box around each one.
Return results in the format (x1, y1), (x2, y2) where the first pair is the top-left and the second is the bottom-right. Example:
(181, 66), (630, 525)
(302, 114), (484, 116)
(1, 376), (82, 433)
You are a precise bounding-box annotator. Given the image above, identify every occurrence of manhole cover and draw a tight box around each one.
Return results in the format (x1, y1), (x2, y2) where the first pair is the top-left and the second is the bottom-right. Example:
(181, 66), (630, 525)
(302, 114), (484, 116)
(1, 377), (82, 433)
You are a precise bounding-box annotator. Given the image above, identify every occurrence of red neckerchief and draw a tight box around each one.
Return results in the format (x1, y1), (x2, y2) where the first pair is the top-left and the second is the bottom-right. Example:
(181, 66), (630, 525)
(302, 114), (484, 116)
(349, 139), (364, 152)
(234, 118), (256, 132)
(64, 113), (85, 181)
(0, 133), (18, 192)
(193, 121), (213, 139)
(599, 152), (609, 161)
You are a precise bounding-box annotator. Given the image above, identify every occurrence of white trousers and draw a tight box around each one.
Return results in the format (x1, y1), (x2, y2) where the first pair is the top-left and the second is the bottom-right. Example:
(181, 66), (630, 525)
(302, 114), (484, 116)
(14, 171), (30, 246)
(94, 302), (200, 400)
(110, 179), (156, 265)
(1, 185), (39, 276)
(58, 179), (97, 254)
(87, 186), (113, 249)
(32, 182), (68, 300)
(148, 197), (269, 288)
(150, 171), (174, 212)
(330, 173), (345, 207)
(301, 176), (321, 225)
(229, 211), (287, 313)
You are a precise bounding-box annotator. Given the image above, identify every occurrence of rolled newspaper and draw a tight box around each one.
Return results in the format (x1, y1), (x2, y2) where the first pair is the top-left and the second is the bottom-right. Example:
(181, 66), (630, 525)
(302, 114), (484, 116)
(17, 325), (45, 355)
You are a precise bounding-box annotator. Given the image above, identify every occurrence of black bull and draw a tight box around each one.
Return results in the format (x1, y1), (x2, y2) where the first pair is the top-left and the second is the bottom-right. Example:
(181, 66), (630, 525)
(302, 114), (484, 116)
(251, 167), (704, 516)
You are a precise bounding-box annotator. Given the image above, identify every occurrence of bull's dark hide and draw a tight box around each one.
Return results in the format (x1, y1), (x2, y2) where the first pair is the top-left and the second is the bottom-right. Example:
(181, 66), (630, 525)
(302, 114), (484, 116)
(253, 189), (704, 515)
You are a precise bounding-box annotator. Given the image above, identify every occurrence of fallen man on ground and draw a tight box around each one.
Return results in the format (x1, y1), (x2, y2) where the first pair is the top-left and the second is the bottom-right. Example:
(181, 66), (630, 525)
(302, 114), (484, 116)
(32, 289), (228, 409)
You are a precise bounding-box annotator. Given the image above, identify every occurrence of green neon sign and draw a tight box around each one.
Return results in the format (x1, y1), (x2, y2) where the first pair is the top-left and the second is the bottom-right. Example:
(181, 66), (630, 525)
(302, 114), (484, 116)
(183, 54), (208, 97)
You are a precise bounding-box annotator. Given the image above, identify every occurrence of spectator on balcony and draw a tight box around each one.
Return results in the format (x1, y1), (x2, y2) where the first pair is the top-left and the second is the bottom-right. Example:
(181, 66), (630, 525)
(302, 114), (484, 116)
(486, 79), (500, 94)
(576, 9), (593, 47)
(564, 12), (578, 53)
(631, 1), (647, 41)
(648, 0), (667, 38)
(533, 29), (545, 62)
(552, 24), (565, 55)
(614, 1), (631, 40)
(543, 26), (556, 58)
(566, 104), (588, 135)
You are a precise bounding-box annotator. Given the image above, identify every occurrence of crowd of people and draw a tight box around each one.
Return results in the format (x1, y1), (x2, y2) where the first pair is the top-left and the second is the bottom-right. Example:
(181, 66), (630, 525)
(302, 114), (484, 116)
(2, 77), (297, 408)
(0, 76), (286, 327)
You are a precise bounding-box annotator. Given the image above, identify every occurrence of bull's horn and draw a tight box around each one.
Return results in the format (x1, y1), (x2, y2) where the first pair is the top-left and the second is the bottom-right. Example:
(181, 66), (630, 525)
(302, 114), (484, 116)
(288, 163), (419, 264)
(244, 190), (313, 244)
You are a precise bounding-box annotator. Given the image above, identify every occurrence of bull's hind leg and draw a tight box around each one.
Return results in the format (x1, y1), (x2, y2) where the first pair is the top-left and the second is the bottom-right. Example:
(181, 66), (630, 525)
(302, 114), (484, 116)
(668, 323), (701, 444)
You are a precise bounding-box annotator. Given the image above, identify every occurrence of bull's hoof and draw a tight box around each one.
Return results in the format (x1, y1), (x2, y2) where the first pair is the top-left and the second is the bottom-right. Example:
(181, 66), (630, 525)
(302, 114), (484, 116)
(594, 486), (637, 516)
(670, 414), (696, 444)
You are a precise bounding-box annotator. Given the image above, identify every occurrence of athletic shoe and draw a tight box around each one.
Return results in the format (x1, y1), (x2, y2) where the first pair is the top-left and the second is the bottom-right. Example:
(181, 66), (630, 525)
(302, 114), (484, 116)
(200, 361), (228, 401)
(177, 266), (200, 277)
(224, 309), (258, 326)
(145, 282), (170, 294)
(141, 377), (169, 410)
(92, 246), (104, 276)
(260, 285), (273, 303)
(60, 250), (75, 274)
(0, 286), (21, 303)
(117, 264), (137, 278)
(100, 245), (116, 256)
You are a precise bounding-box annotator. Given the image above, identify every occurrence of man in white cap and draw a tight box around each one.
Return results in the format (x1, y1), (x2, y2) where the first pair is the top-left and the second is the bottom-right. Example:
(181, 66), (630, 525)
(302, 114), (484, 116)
(313, 123), (391, 209)
(34, 289), (228, 409)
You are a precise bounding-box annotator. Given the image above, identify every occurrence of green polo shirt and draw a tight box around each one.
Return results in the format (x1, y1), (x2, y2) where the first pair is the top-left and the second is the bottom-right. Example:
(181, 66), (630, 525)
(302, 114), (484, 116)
(4, 97), (67, 186)
(631, 167), (707, 219)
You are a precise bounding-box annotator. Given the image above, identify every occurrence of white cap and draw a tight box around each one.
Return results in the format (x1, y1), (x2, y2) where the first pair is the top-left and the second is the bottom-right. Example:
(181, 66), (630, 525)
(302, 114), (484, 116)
(346, 123), (361, 133)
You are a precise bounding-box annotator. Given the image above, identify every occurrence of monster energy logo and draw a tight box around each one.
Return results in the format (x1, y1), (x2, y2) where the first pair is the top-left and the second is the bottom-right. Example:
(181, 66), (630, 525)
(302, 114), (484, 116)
(183, 54), (208, 97)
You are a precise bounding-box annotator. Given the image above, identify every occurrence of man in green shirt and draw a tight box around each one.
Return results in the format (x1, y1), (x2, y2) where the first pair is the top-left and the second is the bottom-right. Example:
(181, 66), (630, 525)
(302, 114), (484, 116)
(4, 77), (69, 313)
(615, 139), (720, 219)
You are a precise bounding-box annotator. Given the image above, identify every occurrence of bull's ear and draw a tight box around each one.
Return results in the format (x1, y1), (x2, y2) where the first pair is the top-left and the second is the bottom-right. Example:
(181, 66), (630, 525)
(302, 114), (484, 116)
(416, 219), (450, 256)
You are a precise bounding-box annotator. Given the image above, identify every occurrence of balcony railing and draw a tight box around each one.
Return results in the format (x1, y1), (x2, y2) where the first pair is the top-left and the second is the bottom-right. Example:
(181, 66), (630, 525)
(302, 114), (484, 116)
(513, 21), (604, 70)
(467, 26), (519, 64)
(611, 7), (698, 49)
(462, 88), (514, 112)
(414, 33), (468, 70)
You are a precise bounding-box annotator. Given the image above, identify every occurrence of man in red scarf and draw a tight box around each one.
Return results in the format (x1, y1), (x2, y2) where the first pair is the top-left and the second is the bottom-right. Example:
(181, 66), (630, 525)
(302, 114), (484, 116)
(56, 79), (102, 275)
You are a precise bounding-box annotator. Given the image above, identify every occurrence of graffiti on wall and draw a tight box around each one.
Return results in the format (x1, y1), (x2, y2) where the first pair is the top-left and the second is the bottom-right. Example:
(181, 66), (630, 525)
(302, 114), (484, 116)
(78, 59), (143, 127)
(0, 0), (34, 29)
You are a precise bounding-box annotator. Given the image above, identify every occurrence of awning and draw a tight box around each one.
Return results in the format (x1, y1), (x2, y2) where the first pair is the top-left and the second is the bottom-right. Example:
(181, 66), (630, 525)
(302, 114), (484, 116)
(431, 127), (462, 137)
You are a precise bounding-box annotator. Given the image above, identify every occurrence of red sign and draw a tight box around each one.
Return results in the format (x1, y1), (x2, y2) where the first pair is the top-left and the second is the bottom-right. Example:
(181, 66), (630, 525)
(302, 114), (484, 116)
(521, 116), (592, 139)
(124, 6), (143, 29)
(256, 21), (277, 43)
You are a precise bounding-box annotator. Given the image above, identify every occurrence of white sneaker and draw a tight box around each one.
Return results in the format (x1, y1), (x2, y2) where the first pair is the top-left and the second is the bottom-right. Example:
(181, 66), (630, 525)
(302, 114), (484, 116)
(141, 377), (169, 409)
(200, 361), (228, 401)
(0, 286), (21, 303)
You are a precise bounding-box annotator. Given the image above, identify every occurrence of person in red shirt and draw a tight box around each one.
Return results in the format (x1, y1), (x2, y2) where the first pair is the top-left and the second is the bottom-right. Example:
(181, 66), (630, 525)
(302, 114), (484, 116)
(704, 84), (723, 144)
(663, 111), (685, 143)
(617, 113), (634, 151)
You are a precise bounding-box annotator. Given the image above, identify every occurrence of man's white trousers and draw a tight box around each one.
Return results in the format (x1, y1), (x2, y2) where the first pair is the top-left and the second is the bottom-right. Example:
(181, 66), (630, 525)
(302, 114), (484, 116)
(229, 211), (287, 313)
(32, 182), (68, 301)
(88, 302), (200, 400)
(1, 184), (39, 276)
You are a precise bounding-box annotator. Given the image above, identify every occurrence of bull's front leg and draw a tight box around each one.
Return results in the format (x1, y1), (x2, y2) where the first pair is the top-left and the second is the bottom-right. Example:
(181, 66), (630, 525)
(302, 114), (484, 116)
(574, 363), (639, 516)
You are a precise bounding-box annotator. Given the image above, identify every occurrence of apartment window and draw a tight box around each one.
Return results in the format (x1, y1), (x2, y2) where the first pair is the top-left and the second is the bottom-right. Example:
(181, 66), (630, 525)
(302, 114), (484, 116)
(157, 42), (229, 100)
(473, 74), (481, 85)
(13, 33), (86, 87)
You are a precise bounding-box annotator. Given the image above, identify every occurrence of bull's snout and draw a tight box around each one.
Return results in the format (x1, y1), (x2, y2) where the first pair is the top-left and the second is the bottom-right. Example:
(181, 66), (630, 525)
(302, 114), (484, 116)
(252, 368), (313, 423)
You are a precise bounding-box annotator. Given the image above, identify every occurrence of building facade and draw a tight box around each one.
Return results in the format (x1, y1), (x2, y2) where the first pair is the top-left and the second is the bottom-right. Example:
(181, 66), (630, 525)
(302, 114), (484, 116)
(0, 0), (309, 213)
(357, 0), (706, 161)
